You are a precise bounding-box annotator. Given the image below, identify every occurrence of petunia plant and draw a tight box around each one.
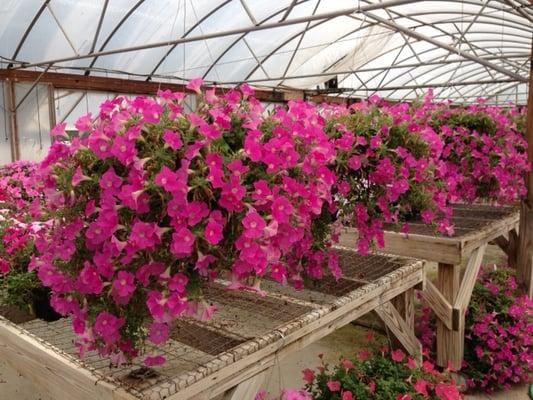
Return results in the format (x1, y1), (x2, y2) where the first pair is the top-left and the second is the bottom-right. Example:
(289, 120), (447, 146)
(296, 348), (463, 400)
(418, 95), (529, 204)
(33, 81), (339, 365)
(0, 161), (47, 313)
(322, 96), (453, 253)
(417, 268), (533, 392)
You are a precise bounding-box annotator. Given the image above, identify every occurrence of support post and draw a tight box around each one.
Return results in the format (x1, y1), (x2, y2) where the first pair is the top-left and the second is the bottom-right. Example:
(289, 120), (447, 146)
(436, 262), (462, 369)
(517, 47), (533, 297)
(508, 229), (519, 269)
(6, 80), (19, 161)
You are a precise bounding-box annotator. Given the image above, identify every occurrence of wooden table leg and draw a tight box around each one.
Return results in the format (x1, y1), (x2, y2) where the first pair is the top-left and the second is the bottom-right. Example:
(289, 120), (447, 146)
(436, 245), (486, 370)
(508, 228), (519, 269)
(436, 262), (462, 369)
(518, 201), (533, 297)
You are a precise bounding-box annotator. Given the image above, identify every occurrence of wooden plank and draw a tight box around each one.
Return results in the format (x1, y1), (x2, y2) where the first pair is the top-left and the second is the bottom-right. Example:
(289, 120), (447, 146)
(517, 52), (533, 296)
(163, 266), (424, 400)
(339, 227), (462, 264)
(422, 280), (453, 330)
(1, 258), (423, 400)
(436, 263), (463, 370)
(508, 229), (519, 268)
(390, 289), (415, 350)
(375, 301), (422, 361)
(341, 205), (519, 266)
(0, 317), (136, 400)
(461, 211), (519, 257)
(0, 69), (289, 103)
(490, 235), (510, 256)
(399, 288), (415, 330)
(518, 202), (533, 296)
(452, 244), (487, 330)
(222, 368), (270, 400)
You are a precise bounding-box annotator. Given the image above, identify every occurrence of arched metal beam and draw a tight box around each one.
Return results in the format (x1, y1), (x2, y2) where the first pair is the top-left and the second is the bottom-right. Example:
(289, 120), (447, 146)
(217, 54), (527, 85)
(397, 51), (529, 99)
(201, 0), (313, 80)
(361, 10), (527, 82)
(281, 7), (531, 92)
(381, 41), (530, 97)
(85, 0), (109, 76)
(86, 0), (146, 74)
(14, 0), (419, 69)
(303, 4), (532, 86)
(339, 2), (531, 98)
(146, 0), (233, 80)
(10, 0), (51, 62)
(243, 18), (380, 82)
(337, 0), (529, 93)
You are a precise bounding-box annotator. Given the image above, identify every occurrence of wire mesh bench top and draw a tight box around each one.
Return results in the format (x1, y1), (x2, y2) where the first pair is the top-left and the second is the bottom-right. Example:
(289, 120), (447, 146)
(0, 249), (423, 400)
(339, 204), (520, 264)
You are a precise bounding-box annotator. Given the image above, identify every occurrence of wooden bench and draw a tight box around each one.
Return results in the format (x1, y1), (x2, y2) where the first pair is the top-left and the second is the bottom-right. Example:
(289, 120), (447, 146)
(0, 248), (423, 400)
(339, 203), (520, 370)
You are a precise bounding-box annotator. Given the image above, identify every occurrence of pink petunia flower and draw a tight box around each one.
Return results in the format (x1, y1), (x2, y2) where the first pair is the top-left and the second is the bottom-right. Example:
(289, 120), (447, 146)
(148, 322), (169, 345)
(242, 212), (266, 238)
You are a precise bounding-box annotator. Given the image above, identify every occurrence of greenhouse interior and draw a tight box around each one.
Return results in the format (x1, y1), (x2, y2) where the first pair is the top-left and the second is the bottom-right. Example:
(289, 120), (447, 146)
(0, 1), (532, 399)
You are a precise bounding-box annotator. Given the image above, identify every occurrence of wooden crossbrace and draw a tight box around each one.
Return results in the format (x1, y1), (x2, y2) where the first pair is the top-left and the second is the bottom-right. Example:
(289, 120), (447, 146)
(452, 244), (487, 330)
(376, 300), (422, 362)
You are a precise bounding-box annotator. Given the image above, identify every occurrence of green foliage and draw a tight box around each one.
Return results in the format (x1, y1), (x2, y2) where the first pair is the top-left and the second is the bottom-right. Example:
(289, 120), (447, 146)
(304, 349), (462, 400)
(0, 269), (40, 313)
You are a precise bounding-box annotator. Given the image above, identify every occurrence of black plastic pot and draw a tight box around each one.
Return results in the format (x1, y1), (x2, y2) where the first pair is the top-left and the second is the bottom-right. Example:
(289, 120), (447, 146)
(31, 287), (61, 322)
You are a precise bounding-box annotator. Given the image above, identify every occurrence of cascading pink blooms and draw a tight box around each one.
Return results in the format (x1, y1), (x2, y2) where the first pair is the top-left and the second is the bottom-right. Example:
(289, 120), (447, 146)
(0, 161), (46, 274)
(32, 82), (339, 364)
(321, 96), (455, 252)
(415, 93), (529, 204)
(6, 82), (527, 366)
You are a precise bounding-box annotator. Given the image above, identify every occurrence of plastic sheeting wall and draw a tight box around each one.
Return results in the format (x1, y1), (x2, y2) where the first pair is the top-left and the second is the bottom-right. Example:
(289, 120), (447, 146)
(15, 83), (53, 162)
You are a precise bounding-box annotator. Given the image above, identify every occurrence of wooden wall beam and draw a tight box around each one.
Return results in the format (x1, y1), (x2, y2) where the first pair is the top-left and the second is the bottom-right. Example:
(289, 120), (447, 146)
(517, 45), (533, 297)
(0, 69), (305, 103)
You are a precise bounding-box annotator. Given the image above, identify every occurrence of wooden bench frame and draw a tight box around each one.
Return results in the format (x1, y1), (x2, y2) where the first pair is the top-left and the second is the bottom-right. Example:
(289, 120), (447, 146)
(0, 254), (424, 400)
(339, 205), (520, 370)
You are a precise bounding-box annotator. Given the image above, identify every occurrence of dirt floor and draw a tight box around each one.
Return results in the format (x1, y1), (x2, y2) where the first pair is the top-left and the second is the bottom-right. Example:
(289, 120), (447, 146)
(0, 244), (529, 400)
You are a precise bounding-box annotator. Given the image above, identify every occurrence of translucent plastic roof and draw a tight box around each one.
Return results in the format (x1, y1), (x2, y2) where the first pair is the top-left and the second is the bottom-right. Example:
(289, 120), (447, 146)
(1, 0), (531, 104)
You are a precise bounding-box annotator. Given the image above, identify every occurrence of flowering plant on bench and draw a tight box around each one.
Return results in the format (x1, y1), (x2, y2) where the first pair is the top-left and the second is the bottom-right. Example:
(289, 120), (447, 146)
(0, 161), (47, 314)
(420, 96), (529, 204)
(32, 82), (340, 364)
(322, 96), (453, 253)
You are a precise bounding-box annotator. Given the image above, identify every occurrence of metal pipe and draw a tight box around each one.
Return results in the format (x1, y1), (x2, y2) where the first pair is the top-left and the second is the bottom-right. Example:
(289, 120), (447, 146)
(503, 0), (533, 23)
(12, 0), (421, 69)
(11, 0), (51, 62)
(88, 0), (109, 56)
(346, 78), (518, 92)
(87, 0), (146, 73)
(15, 63), (53, 110)
(361, 10), (528, 82)
(219, 55), (529, 84)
